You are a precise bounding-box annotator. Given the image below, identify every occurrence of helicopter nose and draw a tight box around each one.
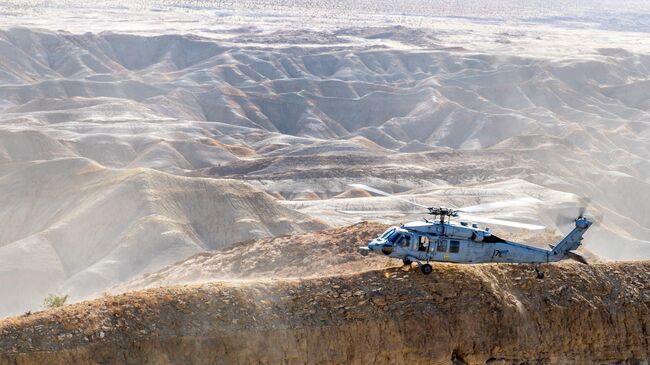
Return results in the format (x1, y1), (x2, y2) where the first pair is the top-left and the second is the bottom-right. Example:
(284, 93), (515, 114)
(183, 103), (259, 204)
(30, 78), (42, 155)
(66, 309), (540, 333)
(365, 239), (394, 256)
(367, 240), (386, 252)
(359, 240), (378, 256)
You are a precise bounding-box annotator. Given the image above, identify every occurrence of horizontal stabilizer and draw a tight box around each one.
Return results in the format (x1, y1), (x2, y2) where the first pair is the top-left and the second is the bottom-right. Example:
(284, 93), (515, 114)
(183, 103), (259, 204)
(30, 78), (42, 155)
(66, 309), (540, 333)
(566, 250), (588, 265)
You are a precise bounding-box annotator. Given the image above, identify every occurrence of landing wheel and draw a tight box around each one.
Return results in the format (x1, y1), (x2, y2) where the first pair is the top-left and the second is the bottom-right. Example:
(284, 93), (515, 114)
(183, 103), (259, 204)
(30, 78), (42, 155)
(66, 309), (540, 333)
(536, 271), (545, 280)
(421, 263), (433, 275)
(402, 259), (412, 266)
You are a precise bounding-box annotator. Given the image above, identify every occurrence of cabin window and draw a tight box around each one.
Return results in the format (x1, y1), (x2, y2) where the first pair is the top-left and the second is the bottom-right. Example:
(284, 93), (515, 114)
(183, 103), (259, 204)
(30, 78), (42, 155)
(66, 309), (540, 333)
(449, 240), (460, 253)
(398, 235), (410, 248)
(436, 240), (447, 252)
(418, 236), (430, 251)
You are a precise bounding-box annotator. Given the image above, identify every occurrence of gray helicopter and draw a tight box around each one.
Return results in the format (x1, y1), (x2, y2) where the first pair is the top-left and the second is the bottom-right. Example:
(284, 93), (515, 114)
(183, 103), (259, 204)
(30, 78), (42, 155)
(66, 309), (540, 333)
(352, 184), (593, 279)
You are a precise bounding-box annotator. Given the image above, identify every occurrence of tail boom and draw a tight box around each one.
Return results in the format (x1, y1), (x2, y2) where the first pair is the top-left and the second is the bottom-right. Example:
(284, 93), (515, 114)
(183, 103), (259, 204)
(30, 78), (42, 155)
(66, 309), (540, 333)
(551, 217), (592, 263)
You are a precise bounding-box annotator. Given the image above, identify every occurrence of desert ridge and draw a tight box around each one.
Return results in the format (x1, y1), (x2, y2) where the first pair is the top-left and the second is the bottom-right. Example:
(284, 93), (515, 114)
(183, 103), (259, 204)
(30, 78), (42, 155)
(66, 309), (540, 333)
(1, 260), (649, 364)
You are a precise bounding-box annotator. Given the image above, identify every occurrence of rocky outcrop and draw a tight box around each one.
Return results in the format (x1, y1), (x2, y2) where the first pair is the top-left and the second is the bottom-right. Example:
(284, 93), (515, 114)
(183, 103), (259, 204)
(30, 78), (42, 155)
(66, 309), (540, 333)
(1, 261), (649, 364)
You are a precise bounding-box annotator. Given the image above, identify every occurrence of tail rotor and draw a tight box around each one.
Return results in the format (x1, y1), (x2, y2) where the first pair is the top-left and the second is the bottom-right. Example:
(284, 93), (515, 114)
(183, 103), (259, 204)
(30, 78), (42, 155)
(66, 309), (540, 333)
(555, 197), (603, 232)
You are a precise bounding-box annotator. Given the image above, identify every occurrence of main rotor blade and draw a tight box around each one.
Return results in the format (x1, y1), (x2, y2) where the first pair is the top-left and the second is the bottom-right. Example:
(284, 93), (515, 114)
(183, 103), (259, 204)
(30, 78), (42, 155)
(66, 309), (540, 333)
(348, 184), (429, 209)
(457, 213), (545, 230)
(337, 210), (421, 215)
(459, 197), (541, 213)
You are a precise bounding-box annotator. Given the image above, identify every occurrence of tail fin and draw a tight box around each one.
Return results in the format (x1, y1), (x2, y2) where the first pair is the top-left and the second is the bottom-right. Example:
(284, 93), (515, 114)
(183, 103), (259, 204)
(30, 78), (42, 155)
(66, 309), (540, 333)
(552, 217), (592, 263)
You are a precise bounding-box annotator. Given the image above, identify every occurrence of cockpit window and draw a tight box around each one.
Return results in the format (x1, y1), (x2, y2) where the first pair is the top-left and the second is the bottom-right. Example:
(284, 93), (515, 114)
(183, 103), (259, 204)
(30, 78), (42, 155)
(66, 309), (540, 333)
(385, 231), (402, 244)
(380, 228), (395, 239)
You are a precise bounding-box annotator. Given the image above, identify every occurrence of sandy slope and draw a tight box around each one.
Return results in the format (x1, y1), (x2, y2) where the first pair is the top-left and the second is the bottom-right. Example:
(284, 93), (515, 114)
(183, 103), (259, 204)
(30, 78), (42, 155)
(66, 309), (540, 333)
(0, 158), (325, 317)
(113, 222), (393, 292)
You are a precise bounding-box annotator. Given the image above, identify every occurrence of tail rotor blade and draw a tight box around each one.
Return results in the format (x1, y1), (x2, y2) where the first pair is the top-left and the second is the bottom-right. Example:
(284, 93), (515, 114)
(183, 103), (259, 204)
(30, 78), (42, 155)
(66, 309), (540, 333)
(578, 197), (591, 217)
(554, 197), (603, 233)
(592, 211), (604, 224)
(556, 213), (576, 227)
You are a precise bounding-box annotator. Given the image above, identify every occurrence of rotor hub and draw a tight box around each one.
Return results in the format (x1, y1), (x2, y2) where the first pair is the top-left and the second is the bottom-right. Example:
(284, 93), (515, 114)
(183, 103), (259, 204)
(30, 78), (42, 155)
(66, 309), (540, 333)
(426, 207), (459, 223)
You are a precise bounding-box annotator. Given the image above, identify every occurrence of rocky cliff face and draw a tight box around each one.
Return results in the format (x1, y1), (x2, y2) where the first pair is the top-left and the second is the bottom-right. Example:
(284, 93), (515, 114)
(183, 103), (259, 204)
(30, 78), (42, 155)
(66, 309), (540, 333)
(1, 261), (649, 365)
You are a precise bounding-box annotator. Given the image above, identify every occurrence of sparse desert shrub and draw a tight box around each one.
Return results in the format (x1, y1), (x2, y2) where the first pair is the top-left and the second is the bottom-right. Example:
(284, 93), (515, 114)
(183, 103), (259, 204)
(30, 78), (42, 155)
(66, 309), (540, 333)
(43, 294), (69, 309)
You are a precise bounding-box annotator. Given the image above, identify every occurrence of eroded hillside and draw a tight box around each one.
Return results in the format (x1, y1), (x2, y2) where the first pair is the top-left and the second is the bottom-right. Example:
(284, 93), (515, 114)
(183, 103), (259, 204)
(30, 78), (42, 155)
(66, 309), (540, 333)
(0, 163), (326, 317)
(1, 261), (649, 365)
(3, 24), (650, 318)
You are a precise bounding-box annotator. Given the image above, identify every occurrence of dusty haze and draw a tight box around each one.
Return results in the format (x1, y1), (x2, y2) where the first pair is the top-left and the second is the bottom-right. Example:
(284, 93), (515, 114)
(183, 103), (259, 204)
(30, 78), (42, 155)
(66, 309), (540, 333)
(1, 0), (650, 320)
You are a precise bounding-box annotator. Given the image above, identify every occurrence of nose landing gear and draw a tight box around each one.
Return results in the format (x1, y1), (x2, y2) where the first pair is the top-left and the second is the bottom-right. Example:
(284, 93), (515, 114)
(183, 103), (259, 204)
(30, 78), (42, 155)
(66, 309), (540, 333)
(534, 265), (545, 280)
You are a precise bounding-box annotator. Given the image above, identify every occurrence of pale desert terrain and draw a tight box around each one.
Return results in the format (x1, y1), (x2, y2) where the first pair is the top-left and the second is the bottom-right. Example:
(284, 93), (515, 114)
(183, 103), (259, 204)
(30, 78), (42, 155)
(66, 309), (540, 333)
(0, 0), (649, 325)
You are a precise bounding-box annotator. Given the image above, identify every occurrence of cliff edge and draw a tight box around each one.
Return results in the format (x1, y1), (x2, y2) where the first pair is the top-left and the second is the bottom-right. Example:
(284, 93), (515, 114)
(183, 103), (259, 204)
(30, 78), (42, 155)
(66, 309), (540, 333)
(1, 261), (649, 364)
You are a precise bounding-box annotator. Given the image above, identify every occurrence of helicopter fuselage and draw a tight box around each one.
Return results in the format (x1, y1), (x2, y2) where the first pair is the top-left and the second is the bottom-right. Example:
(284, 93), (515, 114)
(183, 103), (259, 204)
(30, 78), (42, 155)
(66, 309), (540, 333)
(359, 218), (591, 268)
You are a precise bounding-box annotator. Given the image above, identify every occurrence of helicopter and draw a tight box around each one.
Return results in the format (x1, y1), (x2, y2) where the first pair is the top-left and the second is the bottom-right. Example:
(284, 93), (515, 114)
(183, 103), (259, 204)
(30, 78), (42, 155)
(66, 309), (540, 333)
(350, 184), (593, 279)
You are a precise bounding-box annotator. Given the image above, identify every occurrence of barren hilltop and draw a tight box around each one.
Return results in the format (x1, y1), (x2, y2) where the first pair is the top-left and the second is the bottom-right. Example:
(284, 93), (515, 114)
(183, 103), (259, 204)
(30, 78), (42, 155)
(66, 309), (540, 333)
(1, 225), (649, 365)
